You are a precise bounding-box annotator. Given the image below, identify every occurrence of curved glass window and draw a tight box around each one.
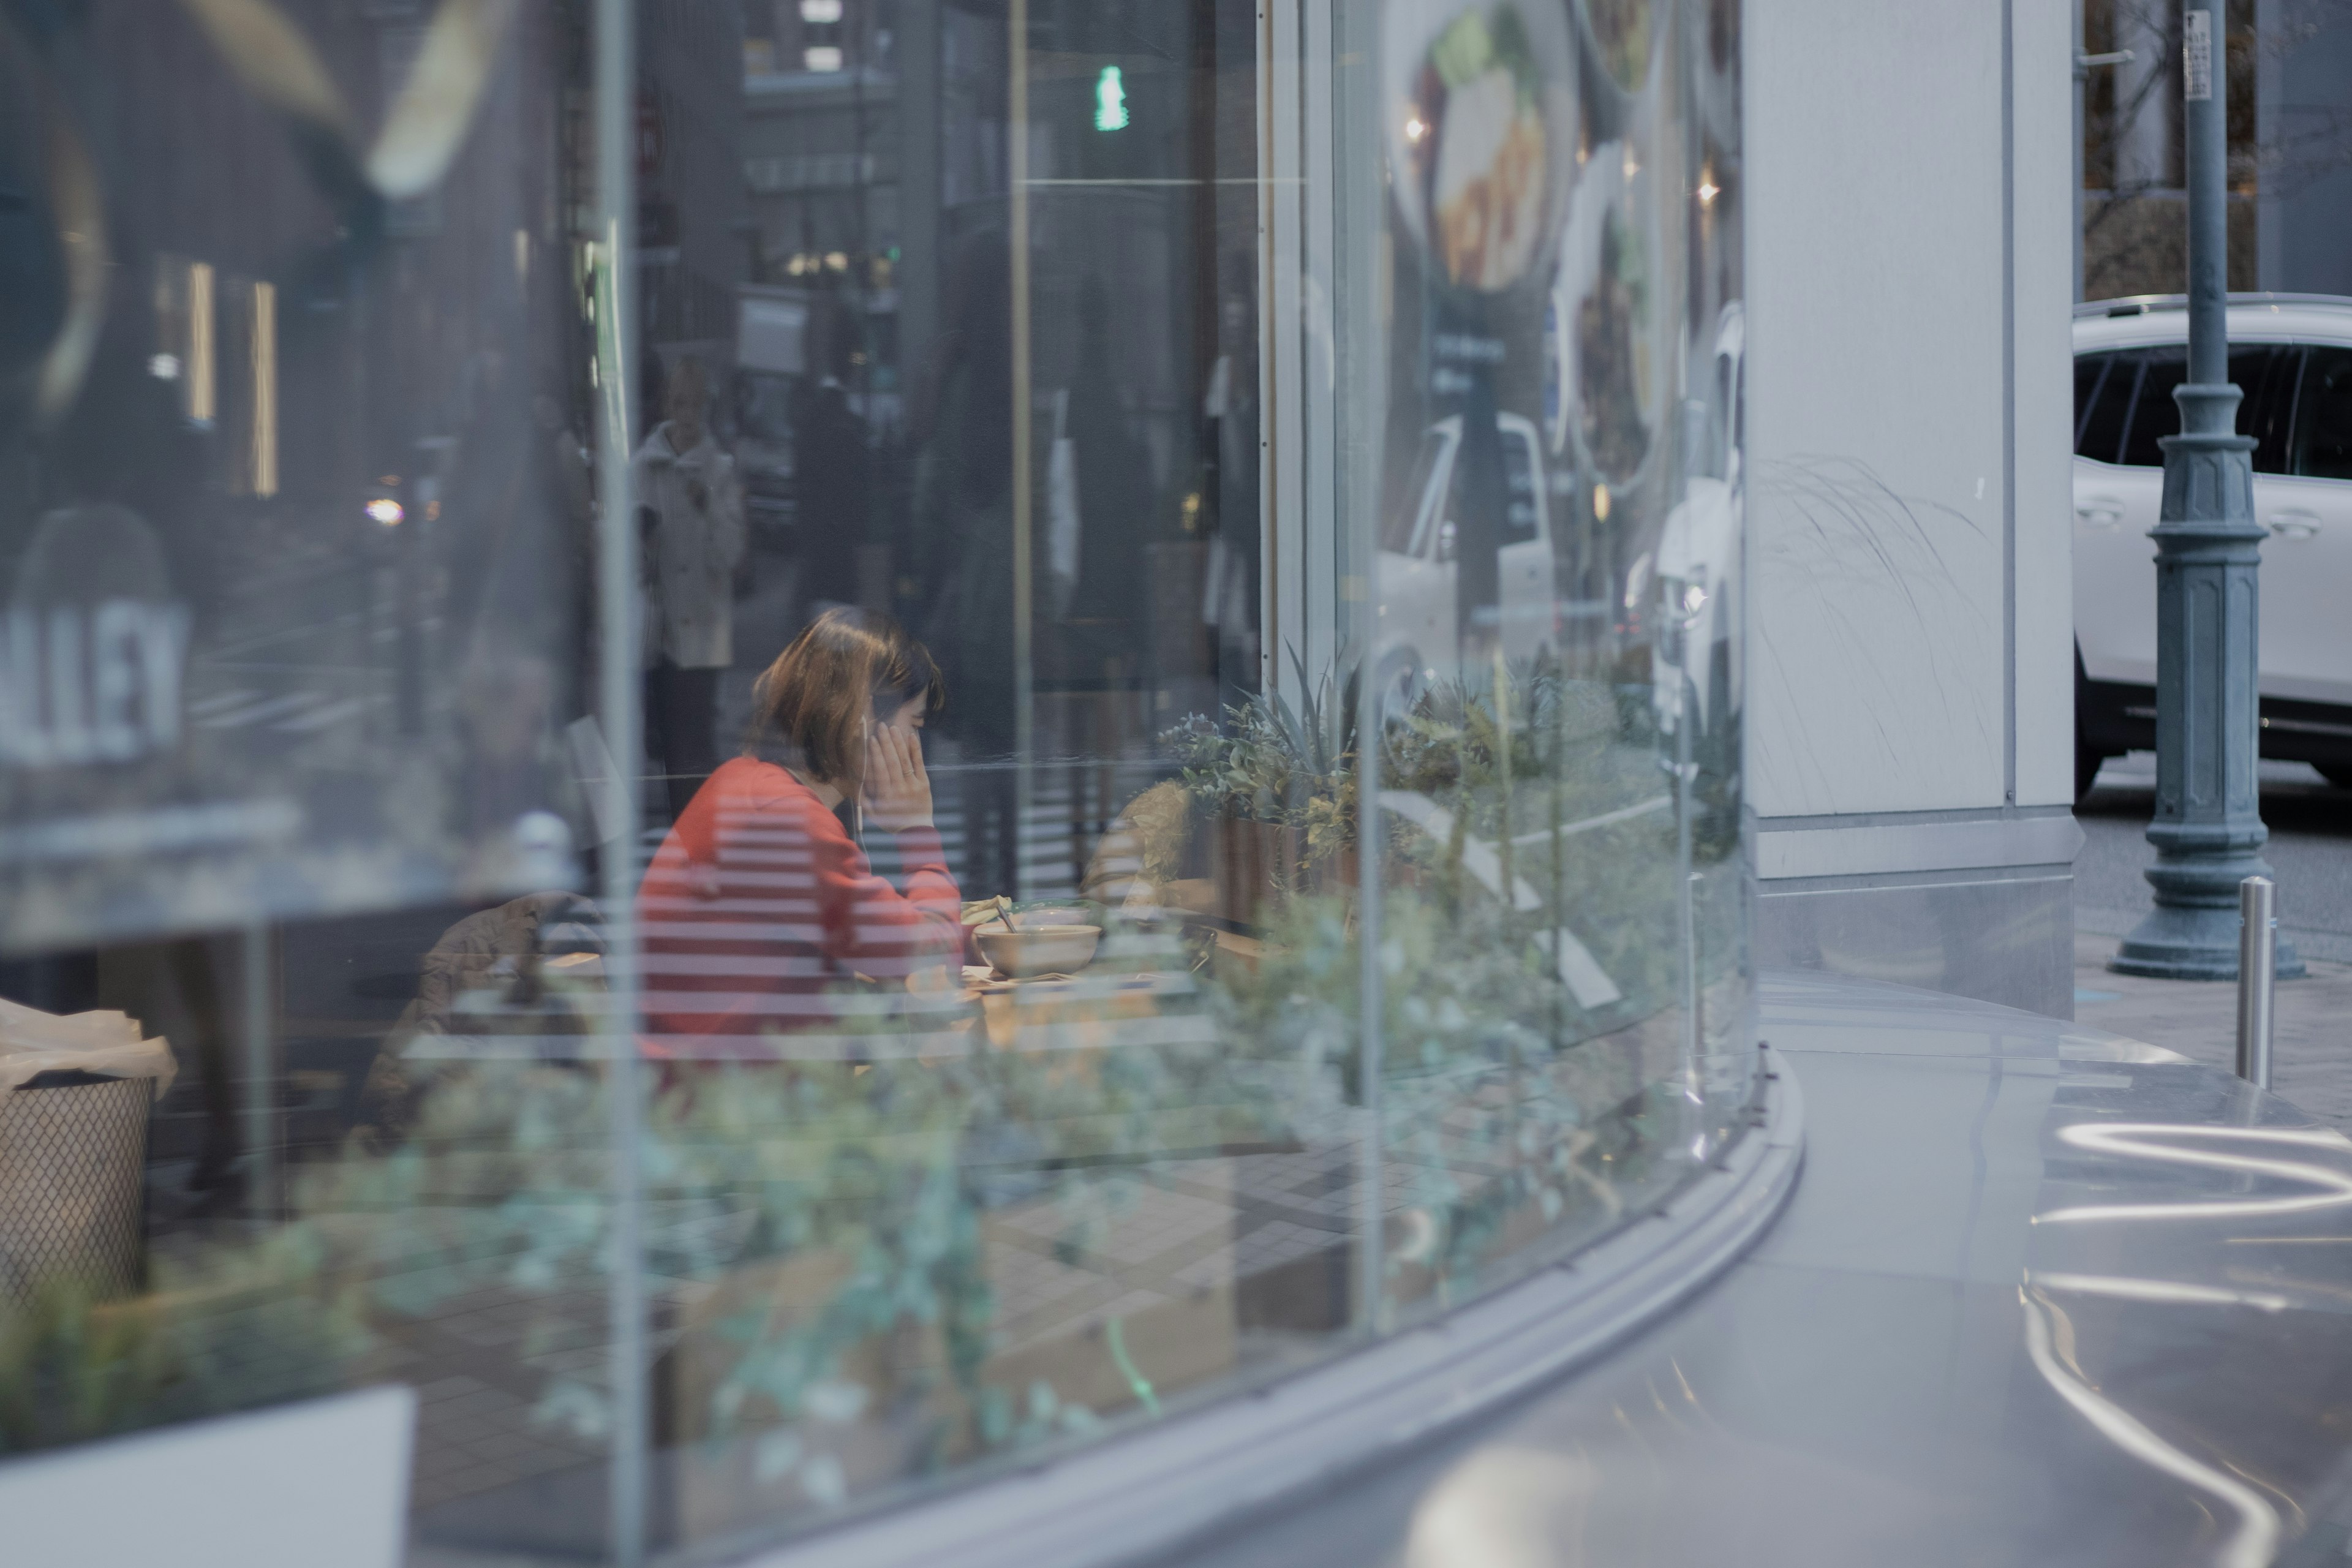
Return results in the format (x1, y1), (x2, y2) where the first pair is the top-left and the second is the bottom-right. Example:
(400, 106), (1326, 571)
(0, 0), (1746, 1558)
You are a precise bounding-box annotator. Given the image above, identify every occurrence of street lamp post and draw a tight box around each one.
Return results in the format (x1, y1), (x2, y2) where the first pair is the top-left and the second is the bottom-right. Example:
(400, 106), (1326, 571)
(2111, 7), (2303, 981)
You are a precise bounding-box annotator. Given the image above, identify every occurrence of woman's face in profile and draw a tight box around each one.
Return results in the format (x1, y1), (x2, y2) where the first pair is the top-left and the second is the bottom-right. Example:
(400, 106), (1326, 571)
(881, 696), (926, 731)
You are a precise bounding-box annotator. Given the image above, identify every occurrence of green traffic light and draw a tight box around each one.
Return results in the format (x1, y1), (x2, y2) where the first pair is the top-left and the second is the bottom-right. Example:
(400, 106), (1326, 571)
(1095, 65), (1128, 132)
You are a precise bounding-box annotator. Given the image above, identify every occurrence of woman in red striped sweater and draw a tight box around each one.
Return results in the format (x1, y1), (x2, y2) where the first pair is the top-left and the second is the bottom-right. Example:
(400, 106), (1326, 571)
(638, 609), (967, 1055)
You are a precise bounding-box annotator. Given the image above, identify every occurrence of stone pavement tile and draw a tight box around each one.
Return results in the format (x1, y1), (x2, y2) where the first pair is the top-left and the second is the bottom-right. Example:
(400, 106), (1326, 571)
(2073, 930), (2352, 1133)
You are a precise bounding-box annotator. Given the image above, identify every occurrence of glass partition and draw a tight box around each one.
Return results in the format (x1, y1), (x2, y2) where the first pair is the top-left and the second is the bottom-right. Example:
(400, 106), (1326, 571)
(0, 0), (1747, 1560)
(0, 0), (622, 1548)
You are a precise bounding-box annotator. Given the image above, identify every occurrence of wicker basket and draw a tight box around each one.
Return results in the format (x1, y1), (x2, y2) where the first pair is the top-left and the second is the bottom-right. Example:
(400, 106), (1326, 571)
(0, 1074), (151, 1309)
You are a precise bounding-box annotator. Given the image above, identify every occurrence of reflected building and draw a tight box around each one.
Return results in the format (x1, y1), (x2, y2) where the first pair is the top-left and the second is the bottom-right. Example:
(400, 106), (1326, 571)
(639, 0), (750, 385)
(0, 0), (590, 937)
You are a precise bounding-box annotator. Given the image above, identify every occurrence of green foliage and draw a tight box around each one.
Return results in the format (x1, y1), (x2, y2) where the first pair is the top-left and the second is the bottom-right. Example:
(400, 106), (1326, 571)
(1161, 652), (1703, 1297)
(0, 1234), (368, 1456)
(1161, 655), (1678, 987)
(0, 650), (1734, 1518)
(1209, 889), (1673, 1302)
(1161, 647), (1363, 870)
(1163, 653), (1654, 842)
(274, 982), (1291, 1498)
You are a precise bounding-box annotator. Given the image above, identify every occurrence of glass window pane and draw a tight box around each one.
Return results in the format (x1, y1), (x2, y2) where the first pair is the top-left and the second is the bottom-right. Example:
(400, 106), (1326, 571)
(2114, 344), (2283, 469)
(2293, 348), (2352, 481)
(0, 8), (627, 1556)
(2075, 350), (2129, 461)
(0, 0), (1751, 1555)
(1501, 426), (1544, 544)
(2247, 346), (2301, 475)
(622, 0), (1735, 1545)
(1386, 428), (1455, 556)
(2119, 347), (2187, 467)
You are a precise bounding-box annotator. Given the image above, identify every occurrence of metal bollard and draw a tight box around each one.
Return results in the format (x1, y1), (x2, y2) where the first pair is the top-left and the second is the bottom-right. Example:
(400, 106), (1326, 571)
(2237, 875), (2277, 1090)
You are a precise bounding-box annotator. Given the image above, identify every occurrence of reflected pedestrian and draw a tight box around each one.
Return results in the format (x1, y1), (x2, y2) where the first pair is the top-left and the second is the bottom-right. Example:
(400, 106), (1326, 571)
(635, 358), (746, 819)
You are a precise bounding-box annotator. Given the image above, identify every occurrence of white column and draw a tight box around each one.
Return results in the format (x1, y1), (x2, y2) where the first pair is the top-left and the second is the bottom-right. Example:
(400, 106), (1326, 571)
(1746, 0), (2081, 1017)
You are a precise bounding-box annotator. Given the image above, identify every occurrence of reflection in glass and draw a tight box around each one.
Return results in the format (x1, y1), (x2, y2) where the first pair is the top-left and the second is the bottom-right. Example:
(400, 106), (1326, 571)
(0, 0), (1749, 1558)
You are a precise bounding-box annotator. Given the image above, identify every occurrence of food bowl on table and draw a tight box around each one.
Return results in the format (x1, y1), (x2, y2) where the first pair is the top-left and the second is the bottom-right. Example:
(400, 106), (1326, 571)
(960, 900), (1096, 930)
(974, 923), (1101, 979)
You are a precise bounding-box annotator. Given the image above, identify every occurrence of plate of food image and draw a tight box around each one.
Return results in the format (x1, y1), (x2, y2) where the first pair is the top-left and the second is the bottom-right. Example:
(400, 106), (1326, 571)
(1384, 0), (1577, 296)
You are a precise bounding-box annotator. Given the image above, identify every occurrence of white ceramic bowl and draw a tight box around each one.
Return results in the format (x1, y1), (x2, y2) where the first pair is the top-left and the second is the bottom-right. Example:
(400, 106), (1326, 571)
(975, 924), (1101, 978)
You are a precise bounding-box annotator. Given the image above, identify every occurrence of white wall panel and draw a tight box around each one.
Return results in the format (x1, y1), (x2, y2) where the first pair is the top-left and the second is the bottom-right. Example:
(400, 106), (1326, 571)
(2, 1387), (414, 1568)
(2011, 0), (2078, 808)
(1747, 4), (2013, 817)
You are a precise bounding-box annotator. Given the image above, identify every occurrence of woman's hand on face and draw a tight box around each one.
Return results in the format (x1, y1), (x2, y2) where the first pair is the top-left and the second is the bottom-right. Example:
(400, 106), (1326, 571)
(862, 722), (933, 834)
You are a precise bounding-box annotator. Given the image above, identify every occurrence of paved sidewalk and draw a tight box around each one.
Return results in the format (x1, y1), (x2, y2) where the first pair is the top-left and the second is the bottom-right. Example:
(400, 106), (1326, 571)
(2073, 929), (2352, 1133)
(2078, 754), (2352, 962)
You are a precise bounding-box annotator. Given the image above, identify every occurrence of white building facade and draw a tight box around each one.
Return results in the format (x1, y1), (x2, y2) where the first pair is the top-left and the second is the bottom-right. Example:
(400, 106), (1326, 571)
(1747, 0), (2082, 1016)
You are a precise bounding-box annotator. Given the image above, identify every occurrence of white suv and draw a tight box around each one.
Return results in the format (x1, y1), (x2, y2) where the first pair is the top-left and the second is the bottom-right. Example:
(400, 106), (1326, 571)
(1373, 411), (1559, 712)
(2073, 293), (2352, 798)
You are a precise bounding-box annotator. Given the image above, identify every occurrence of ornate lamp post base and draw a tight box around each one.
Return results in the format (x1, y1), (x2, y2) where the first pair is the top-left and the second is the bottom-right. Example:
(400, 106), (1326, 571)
(2108, 382), (2305, 982)
(2113, 900), (2304, 981)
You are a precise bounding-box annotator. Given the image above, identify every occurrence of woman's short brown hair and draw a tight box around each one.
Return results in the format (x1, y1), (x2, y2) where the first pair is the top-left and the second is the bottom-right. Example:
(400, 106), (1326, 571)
(746, 608), (944, 783)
